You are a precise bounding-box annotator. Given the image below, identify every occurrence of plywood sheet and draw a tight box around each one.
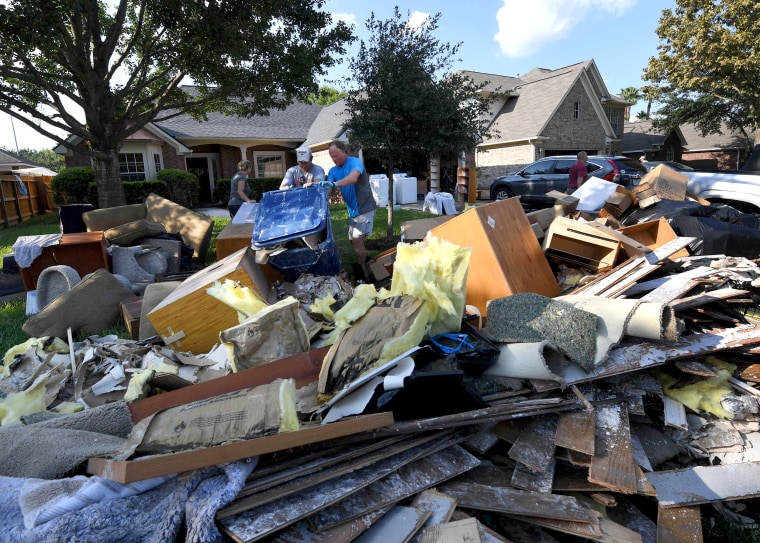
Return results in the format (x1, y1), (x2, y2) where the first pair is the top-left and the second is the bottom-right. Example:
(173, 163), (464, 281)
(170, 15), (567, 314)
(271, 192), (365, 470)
(656, 505), (703, 543)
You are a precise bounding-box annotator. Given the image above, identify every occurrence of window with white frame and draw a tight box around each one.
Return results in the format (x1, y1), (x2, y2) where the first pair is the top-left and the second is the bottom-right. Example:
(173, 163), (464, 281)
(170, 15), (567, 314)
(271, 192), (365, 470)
(119, 153), (146, 181)
(604, 107), (620, 128)
(253, 152), (285, 178)
(574, 102), (580, 120)
(666, 146), (675, 161)
(153, 153), (163, 174)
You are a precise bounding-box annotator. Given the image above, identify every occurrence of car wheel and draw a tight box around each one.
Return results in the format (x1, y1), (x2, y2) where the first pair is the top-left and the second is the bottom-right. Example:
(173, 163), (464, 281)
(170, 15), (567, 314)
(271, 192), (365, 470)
(492, 186), (512, 200)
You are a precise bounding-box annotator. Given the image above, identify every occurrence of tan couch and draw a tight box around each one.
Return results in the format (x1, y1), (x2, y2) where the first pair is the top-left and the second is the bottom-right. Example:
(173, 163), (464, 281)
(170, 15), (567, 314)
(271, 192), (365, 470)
(82, 193), (215, 263)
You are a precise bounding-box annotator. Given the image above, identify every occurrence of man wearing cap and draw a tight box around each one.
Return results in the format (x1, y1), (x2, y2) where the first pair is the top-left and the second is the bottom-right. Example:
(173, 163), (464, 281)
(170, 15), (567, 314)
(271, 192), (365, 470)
(280, 146), (326, 189)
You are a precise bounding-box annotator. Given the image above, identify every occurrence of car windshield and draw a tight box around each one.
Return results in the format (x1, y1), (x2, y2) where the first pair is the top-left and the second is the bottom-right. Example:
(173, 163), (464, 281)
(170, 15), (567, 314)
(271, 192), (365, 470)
(615, 158), (646, 173)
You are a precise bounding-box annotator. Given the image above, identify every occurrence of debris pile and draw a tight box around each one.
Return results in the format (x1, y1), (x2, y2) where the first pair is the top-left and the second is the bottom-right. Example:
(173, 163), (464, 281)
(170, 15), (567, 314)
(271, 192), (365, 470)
(3, 169), (760, 542)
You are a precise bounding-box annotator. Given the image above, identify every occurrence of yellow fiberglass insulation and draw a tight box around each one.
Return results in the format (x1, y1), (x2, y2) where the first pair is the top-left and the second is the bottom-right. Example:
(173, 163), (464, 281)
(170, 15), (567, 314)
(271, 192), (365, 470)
(332, 283), (379, 330)
(0, 378), (47, 426)
(657, 357), (736, 419)
(309, 295), (337, 321)
(389, 234), (471, 337)
(206, 279), (268, 322)
(2, 336), (69, 377)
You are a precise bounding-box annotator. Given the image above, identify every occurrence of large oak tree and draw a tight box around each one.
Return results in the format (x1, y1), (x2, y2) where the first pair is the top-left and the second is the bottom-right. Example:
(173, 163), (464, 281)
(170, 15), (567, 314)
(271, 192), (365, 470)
(0, 0), (352, 207)
(342, 8), (496, 240)
(643, 0), (760, 148)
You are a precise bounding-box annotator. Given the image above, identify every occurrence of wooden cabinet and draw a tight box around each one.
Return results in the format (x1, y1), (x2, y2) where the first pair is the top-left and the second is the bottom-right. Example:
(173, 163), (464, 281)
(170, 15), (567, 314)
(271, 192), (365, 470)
(18, 232), (109, 291)
(430, 197), (560, 318)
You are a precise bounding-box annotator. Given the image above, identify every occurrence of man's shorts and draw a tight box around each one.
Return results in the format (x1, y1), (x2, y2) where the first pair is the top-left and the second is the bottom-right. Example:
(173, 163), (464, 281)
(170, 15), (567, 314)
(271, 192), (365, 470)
(347, 210), (375, 240)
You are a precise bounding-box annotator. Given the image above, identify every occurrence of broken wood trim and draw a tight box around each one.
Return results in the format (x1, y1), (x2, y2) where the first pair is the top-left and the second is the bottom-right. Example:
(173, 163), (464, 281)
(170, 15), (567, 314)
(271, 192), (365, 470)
(87, 411), (393, 483)
(128, 346), (328, 422)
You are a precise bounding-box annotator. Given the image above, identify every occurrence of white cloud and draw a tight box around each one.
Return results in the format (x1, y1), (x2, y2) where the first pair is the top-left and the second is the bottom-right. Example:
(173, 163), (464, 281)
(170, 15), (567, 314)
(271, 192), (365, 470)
(494, 0), (637, 58)
(406, 11), (430, 30)
(330, 12), (358, 29)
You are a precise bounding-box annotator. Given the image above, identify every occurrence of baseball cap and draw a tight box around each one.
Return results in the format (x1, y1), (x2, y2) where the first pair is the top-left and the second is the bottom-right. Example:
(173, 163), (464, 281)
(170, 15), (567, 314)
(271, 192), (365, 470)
(296, 146), (312, 162)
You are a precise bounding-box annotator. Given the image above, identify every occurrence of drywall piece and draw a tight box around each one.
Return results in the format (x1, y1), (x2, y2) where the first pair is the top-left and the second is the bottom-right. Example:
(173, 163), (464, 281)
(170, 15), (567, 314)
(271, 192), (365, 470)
(647, 462), (760, 508)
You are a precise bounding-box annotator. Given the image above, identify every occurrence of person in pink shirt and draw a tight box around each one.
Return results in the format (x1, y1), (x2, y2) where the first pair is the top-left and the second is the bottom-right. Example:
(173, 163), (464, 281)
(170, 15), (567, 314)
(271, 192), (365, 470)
(567, 151), (588, 194)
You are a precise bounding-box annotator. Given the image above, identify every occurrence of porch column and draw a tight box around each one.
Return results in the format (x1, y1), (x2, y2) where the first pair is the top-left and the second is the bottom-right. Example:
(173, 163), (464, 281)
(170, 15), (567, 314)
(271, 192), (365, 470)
(238, 146), (249, 161)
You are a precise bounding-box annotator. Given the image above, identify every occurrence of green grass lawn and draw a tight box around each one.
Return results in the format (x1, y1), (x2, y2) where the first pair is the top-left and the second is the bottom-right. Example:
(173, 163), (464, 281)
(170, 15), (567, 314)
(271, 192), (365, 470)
(0, 204), (433, 357)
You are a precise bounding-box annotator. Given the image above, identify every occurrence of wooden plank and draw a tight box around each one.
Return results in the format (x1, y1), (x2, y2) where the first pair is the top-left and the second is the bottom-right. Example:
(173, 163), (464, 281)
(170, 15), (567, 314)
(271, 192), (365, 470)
(310, 445), (480, 531)
(588, 403), (638, 494)
(128, 346), (328, 422)
(507, 414), (558, 473)
(640, 278), (699, 304)
(563, 324), (760, 385)
(439, 481), (596, 524)
(656, 505), (703, 543)
(271, 508), (392, 543)
(647, 462), (760, 508)
(217, 432), (453, 519)
(669, 287), (749, 311)
(510, 458), (555, 493)
(87, 412), (393, 483)
(555, 408), (596, 455)
(418, 518), (481, 543)
(219, 445), (478, 543)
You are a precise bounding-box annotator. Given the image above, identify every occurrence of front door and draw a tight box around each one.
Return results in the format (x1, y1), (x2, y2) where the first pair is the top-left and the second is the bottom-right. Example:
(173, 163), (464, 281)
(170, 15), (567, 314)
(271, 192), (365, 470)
(186, 157), (212, 204)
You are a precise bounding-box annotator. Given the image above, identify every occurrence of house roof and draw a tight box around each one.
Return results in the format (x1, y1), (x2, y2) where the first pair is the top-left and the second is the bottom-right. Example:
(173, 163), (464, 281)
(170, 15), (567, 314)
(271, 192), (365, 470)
(0, 149), (35, 169)
(471, 60), (618, 146)
(155, 99), (323, 144)
(623, 120), (749, 153)
(302, 99), (349, 148)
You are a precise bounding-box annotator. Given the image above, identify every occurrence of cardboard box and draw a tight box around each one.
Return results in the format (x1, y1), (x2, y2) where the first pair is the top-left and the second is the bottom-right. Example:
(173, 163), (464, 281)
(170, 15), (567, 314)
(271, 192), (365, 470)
(401, 215), (454, 242)
(641, 164), (689, 201)
(618, 217), (690, 259)
(603, 186), (637, 218)
(543, 217), (621, 271)
(430, 197), (560, 317)
(546, 190), (579, 216)
(147, 247), (276, 354)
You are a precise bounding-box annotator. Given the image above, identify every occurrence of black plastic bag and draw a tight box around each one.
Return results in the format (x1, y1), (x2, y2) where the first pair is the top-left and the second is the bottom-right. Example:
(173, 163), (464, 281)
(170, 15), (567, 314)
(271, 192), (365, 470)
(420, 321), (500, 378)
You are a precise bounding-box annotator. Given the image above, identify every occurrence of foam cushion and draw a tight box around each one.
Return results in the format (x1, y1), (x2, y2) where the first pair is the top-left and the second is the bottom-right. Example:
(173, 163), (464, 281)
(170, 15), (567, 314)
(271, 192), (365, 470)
(23, 269), (136, 339)
(105, 219), (166, 246)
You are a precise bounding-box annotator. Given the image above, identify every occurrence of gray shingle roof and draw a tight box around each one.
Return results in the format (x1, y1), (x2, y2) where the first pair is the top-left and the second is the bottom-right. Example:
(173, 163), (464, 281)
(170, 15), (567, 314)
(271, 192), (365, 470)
(155, 100), (323, 140)
(303, 99), (349, 147)
(0, 149), (35, 168)
(622, 121), (666, 153)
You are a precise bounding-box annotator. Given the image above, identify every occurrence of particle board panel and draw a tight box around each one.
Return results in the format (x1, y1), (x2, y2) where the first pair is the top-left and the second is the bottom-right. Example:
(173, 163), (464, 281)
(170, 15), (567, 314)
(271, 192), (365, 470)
(588, 403), (638, 494)
(555, 409), (596, 455)
(429, 197), (560, 318)
(87, 412), (393, 483)
(656, 505), (703, 543)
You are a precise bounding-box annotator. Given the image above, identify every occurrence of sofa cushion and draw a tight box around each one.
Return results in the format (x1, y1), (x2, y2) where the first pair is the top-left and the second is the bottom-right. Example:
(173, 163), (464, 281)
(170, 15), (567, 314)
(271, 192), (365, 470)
(105, 219), (166, 246)
(82, 203), (148, 232)
(22, 269), (136, 339)
(144, 193), (214, 261)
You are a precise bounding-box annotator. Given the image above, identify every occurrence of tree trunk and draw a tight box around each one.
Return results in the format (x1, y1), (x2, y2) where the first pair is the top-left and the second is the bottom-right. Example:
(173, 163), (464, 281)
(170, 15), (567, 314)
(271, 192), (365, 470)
(91, 149), (127, 208)
(386, 160), (395, 241)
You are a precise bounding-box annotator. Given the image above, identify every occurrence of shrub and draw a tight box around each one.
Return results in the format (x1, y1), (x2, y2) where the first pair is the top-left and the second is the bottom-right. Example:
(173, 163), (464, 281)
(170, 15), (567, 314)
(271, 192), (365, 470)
(86, 180), (168, 208)
(51, 167), (94, 204)
(214, 176), (281, 204)
(157, 169), (200, 208)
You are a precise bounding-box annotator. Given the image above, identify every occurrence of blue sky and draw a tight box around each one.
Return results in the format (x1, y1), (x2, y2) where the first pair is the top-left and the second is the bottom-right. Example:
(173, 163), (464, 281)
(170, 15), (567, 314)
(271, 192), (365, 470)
(3, 0), (675, 151)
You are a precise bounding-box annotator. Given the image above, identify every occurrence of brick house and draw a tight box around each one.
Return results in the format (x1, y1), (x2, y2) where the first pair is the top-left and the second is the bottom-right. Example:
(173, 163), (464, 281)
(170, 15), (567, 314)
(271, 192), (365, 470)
(623, 120), (754, 170)
(56, 59), (630, 200)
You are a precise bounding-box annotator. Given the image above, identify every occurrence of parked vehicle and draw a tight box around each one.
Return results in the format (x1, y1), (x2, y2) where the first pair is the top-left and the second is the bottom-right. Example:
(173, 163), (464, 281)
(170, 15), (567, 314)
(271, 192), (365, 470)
(643, 161), (695, 172)
(489, 155), (646, 207)
(677, 145), (760, 214)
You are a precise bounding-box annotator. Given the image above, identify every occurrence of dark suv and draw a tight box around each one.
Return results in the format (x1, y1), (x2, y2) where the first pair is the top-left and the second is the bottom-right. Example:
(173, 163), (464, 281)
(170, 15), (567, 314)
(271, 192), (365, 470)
(489, 155), (647, 207)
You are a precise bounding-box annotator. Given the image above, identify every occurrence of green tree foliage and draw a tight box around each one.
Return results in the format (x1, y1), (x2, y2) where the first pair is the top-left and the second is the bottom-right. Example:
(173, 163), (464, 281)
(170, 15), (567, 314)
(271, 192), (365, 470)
(308, 85), (347, 106)
(643, 0), (760, 148)
(343, 7), (496, 239)
(0, 0), (353, 208)
(0, 146), (65, 172)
